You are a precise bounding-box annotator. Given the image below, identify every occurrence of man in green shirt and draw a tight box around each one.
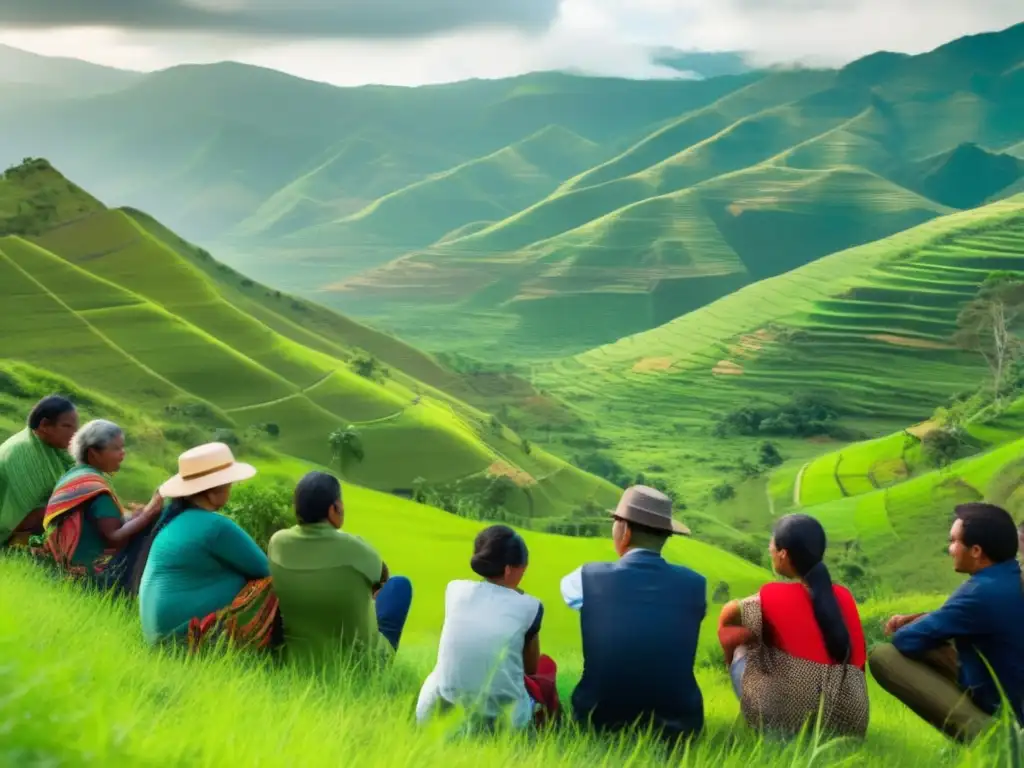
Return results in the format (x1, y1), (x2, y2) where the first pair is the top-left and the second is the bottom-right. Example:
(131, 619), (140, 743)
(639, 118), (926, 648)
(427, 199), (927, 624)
(268, 471), (413, 668)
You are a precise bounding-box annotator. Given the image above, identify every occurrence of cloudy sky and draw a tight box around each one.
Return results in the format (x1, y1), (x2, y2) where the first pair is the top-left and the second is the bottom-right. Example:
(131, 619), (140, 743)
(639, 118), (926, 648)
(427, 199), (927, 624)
(0, 0), (1021, 85)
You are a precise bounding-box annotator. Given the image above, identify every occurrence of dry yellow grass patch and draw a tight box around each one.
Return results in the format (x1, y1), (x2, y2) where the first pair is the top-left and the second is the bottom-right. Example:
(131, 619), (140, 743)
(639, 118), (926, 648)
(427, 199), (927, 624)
(905, 420), (940, 440)
(631, 357), (674, 373)
(868, 334), (953, 350)
(487, 461), (536, 487)
(712, 360), (744, 376)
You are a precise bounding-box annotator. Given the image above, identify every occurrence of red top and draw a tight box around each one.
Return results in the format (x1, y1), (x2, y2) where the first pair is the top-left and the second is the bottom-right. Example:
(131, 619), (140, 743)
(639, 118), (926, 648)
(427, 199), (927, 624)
(759, 582), (867, 670)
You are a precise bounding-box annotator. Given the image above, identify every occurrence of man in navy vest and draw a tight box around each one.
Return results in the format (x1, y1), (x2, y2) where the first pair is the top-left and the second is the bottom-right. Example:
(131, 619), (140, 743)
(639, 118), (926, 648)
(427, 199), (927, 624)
(561, 485), (707, 744)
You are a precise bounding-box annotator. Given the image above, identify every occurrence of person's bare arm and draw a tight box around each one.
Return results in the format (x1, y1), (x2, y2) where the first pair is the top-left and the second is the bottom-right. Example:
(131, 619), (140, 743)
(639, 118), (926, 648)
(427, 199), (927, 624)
(96, 492), (162, 548)
(719, 600), (743, 628)
(523, 633), (541, 677)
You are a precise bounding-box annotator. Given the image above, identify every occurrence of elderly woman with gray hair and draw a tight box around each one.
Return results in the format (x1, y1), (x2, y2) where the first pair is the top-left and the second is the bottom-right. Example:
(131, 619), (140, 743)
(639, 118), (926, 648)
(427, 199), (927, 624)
(40, 419), (163, 595)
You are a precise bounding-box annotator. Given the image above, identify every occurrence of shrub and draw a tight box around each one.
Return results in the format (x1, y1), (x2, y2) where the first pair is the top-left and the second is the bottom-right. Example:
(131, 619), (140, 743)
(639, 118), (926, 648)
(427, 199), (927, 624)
(350, 354), (378, 379)
(263, 423), (280, 437)
(212, 428), (240, 446)
(714, 392), (845, 439)
(227, 482), (293, 550)
(712, 581), (731, 603)
(922, 428), (967, 468)
(712, 483), (736, 503)
(759, 441), (784, 468)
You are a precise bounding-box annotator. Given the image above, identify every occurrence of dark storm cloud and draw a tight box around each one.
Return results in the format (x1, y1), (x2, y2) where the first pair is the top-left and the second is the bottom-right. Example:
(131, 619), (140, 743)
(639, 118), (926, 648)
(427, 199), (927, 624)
(0, 0), (562, 38)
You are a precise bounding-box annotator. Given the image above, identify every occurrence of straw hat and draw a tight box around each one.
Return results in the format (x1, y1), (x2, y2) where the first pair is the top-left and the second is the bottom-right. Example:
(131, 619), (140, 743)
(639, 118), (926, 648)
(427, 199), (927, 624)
(159, 442), (256, 499)
(611, 485), (690, 536)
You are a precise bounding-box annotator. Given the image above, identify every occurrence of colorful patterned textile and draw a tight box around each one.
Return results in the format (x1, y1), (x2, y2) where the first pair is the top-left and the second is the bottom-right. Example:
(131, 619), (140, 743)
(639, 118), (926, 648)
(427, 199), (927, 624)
(39, 466), (124, 575)
(186, 577), (282, 654)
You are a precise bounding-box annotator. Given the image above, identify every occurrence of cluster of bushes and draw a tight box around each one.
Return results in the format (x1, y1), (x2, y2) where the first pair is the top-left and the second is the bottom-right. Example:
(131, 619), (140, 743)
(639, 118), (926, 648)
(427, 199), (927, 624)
(349, 353), (388, 381)
(225, 482), (293, 550)
(572, 451), (633, 488)
(411, 475), (520, 523)
(713, 393), (859, 440)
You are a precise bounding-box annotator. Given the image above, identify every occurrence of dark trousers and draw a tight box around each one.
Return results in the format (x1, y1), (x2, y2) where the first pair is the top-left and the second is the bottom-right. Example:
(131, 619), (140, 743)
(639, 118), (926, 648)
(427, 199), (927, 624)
(375, 576), (413, 651)
(869, 643), (993, 743)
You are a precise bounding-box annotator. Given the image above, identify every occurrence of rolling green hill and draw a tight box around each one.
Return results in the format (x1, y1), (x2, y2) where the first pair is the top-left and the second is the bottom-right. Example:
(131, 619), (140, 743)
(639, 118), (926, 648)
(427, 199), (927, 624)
(318, 22), (1024, 358)
(508, 194), (1024, 586)
(1, 24), (1020, 363)
(0, 159), (621, 527)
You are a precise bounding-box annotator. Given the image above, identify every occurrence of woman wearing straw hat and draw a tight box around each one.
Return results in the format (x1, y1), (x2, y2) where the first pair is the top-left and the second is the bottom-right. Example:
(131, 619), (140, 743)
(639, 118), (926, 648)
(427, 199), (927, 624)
(138, 442), (281, 652)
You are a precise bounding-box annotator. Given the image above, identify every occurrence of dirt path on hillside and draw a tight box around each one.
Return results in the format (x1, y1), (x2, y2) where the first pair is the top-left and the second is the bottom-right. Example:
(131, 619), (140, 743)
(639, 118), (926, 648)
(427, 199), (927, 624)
(793, 462), (809, 507)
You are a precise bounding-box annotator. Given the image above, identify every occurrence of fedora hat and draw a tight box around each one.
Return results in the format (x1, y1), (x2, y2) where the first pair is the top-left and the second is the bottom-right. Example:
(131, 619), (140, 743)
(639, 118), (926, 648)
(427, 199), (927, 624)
(159, 442), (256, 499)
(611, 485), (690, 536)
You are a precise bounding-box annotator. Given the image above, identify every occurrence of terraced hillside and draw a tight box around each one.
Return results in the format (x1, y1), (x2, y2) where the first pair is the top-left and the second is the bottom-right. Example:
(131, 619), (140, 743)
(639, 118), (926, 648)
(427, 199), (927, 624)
(1, 24), (1021, 361)
(325, 23), (1024, 357)
(532, 196), (1024, 531)
(770, 406), (1024, 593)
(0, 161), (620, 526)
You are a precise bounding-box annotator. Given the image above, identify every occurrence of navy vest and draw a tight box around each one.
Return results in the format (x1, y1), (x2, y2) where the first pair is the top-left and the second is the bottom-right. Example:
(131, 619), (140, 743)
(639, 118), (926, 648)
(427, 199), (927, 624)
(571, 550), (707, 741)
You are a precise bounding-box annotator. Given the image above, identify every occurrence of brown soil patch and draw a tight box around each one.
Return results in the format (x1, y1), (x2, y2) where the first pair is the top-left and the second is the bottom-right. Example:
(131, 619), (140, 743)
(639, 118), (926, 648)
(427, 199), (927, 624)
(805, 436), (837, 444)
(905, 420), (939, 440)
(868, 334), (953, 350)
(632, 357), (674, 373)
(712, 360), (744, 376)
(487, 461), (536, 487)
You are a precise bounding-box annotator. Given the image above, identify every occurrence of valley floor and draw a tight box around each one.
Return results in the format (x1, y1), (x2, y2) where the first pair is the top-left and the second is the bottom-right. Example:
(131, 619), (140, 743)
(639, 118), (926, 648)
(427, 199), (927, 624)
(2, 557), (1015, 767)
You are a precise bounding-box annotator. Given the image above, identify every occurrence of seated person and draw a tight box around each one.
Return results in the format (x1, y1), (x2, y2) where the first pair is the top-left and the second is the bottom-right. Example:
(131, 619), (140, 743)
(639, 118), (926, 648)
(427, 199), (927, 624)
(718, 514), (868, 738)
(561, 485), (705, 746)
(0, 395), (77, 547)
(870, 503), (1024, 743)
(41, 419), (163, 594)
(416, 525), (560, 731)
(139, 443), (280, 652)
(268, 471), (412, 668)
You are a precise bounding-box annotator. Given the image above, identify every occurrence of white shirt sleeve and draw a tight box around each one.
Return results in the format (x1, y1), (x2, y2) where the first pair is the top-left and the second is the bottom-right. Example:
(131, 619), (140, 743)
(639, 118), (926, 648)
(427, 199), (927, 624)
(561, 567), (584, 611)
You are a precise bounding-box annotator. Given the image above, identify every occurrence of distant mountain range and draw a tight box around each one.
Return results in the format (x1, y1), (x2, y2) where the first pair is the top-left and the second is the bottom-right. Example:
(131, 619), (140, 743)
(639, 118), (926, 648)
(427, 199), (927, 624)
(0, 23), (1021, 359)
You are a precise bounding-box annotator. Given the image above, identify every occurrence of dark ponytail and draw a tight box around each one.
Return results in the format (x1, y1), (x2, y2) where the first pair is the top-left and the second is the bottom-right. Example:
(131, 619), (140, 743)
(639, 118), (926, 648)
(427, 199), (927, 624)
(470, 524), (528, 580)
(773, 514), (851, 664)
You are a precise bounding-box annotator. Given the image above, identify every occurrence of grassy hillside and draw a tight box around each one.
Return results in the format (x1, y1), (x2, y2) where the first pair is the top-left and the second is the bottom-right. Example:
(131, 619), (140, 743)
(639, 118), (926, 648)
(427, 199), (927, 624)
(2, 25), (1021, 362)
(0, 64), (753, 244)
(0, 160), (622, 527)
(507, 195), (1024, 584)
(321, 23), (1024, 358)
(8, 550), (1002, 766)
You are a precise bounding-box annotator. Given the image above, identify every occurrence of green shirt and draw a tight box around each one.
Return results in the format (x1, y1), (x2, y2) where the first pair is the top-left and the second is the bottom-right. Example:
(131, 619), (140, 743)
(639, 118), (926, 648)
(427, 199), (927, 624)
(268, 523), (387, 667)
(139, 509), (269, 644)
(0, 428), (73, 542)
(71, 494), (123, 567)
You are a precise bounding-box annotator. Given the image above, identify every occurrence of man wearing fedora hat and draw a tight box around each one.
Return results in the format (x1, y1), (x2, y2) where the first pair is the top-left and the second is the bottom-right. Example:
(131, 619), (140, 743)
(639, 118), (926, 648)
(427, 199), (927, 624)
(560, 485), (706, 744)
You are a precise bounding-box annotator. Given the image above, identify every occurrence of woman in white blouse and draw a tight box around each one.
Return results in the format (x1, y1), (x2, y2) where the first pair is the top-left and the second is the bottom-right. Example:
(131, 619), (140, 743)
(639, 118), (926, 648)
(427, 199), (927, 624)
(415, 525), (560, 731)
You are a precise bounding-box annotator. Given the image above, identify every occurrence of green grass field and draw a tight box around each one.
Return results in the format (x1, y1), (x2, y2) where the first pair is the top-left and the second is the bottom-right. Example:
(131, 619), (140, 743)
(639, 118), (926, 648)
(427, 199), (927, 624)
(2, 533), (1014, 767)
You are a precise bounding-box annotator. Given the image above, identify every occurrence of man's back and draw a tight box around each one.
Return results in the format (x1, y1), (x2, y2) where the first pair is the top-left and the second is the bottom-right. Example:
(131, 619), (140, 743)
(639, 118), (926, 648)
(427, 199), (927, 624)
(571, 550), (707, 741)
(268, 522), (387, 667)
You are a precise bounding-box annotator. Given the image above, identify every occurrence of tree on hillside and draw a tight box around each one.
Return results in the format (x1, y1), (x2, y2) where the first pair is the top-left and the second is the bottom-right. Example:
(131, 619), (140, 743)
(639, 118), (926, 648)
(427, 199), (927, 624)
(954, 274), (1024, 403)
(329, 426), (365, 479)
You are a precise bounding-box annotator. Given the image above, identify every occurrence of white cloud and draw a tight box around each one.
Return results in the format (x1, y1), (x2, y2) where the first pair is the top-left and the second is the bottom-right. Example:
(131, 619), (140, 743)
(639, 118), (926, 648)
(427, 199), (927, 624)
(0, 0), (1020, 85)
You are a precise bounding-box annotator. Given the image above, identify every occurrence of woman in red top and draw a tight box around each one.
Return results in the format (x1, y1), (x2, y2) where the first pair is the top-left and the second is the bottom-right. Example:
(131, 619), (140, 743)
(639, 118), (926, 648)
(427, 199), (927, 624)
(718, 514), (869, 737)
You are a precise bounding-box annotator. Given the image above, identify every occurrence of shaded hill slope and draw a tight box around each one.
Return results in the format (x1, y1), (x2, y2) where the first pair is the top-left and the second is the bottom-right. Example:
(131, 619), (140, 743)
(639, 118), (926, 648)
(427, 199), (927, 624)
(0, 160), (620, 525)
(323, 23), (1024, 357)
